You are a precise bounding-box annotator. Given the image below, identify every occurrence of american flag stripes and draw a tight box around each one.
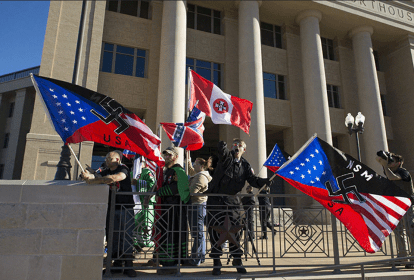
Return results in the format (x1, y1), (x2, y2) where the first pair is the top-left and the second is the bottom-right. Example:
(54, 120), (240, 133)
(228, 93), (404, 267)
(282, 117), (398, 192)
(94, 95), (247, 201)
(276, 136), (412, 253)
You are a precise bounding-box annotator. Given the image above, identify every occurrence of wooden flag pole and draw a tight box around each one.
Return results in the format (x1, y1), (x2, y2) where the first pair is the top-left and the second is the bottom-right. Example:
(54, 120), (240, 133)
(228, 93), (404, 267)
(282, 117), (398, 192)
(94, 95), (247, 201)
(67, 143), (85, 174)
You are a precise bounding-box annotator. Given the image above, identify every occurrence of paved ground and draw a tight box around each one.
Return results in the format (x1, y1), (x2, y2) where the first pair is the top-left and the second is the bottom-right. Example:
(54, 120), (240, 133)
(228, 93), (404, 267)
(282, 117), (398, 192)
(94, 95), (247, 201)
(102, 253), (414, 279)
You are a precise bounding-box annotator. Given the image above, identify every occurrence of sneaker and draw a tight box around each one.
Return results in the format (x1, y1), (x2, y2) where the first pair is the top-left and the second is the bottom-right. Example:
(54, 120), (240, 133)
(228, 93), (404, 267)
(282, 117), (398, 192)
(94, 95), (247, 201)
(405, 264), (414, 269)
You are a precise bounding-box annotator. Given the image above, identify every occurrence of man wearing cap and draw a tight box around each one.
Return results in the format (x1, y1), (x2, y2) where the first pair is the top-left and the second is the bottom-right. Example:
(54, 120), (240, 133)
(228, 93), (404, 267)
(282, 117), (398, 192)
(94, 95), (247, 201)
(207, 139), (270, 276)
(155, 147), (190, 275)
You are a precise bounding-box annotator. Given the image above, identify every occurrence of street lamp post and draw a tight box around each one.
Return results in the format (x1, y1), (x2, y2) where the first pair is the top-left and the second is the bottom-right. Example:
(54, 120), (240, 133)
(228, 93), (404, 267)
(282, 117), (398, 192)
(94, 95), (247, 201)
(345, 112), (365, 161)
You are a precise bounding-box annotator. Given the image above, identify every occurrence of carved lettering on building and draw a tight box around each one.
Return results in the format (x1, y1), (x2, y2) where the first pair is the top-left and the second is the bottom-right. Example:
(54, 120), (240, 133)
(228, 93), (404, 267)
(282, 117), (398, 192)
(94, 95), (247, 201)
(343, 0), (413, 23)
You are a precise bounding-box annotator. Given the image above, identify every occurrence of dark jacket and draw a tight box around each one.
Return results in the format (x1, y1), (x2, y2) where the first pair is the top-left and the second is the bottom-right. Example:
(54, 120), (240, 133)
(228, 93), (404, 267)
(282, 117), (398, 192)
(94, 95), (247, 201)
(208, 141), (267, 195)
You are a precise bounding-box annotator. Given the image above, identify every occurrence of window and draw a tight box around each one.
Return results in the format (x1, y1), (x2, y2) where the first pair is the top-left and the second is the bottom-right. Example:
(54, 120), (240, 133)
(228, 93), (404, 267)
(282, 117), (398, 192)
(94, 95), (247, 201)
(0, 164), (3, 179)
(186, 58), (222, 87)
(263, 72), (285, 100)
(8, 102), (14, 118)
(321, 37), (335, 60)
(187, 4), (221, 35)
(327, 84), (340, 108)
(101, 43), (147, 78)
(107, 0), (150, 19)
(373, 50), (380, 71)
(3, 133), (9, 149)
(381, 95), (388, 116)
(261, 22), (282, 49)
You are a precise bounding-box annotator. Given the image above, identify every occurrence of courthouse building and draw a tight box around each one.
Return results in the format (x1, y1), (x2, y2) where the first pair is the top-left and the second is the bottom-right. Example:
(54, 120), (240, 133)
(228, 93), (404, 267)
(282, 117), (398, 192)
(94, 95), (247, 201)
(1, 0), (414, 207)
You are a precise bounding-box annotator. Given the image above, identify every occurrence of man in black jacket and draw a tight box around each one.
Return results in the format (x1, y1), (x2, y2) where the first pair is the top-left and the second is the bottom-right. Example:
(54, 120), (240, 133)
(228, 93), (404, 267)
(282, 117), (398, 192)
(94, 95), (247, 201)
(207, 139), (269, 275)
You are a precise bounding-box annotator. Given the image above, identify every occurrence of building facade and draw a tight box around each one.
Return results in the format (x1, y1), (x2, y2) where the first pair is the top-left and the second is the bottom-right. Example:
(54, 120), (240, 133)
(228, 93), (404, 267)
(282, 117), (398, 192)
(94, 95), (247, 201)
(2, 0), (414, 207)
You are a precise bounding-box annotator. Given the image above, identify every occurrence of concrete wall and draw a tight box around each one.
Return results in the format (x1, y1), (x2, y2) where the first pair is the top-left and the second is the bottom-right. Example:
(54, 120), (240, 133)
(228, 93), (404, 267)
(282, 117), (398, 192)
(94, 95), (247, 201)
(0, 181), (108, 280)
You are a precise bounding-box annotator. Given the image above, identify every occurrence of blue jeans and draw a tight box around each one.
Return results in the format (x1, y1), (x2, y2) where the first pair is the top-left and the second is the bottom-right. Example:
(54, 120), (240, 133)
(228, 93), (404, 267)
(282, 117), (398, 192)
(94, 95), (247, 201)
(188, 203), (206, 265)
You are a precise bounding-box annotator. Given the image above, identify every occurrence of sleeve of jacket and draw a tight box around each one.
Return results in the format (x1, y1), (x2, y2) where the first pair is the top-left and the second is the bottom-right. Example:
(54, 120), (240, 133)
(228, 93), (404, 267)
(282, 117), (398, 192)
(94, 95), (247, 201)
(245, 162), (268, 189)
(190, 173), (208, 194)
(188, 163), (197, 177)
(218, 141), (231, 162)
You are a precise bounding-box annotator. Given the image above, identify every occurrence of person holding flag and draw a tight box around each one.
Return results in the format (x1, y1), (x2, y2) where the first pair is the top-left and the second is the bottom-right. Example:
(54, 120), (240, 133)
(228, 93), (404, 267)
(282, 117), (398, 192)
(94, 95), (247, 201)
(207, 139), (270, 275)
(376, 151), (414, 268)
(81, 151), (137, 278)
(186, 156), (212, 266)
(155, 147), (190, 275)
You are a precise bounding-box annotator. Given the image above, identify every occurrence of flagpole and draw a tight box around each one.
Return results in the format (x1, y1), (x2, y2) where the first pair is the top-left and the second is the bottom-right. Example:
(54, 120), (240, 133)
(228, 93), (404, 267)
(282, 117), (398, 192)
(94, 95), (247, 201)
(55, 0), (87, 180)
(67, 143), (85, 174)
(184, 67), (192, 173)
(253, 173), (278, 199)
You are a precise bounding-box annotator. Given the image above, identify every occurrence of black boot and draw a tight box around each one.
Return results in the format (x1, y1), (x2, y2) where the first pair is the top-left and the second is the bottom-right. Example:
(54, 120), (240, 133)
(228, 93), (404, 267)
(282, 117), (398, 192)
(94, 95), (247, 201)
(232, 259), (247, 274)
(112, 259), (123, 274)
(123, 258), (137, 278)
(212, 259), (222, 275)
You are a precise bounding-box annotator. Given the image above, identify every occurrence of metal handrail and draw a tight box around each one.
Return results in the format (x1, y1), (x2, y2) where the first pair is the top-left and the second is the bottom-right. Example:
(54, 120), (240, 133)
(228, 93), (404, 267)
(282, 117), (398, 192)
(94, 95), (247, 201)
(0, 66), (40, 83)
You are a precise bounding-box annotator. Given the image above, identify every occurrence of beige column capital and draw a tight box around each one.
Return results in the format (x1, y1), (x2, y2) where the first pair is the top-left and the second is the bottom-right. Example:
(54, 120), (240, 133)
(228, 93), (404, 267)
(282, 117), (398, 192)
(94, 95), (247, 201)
(296, 10), (322, 24)
(234, 0), (262, 9)
(348, 26), (374, 38)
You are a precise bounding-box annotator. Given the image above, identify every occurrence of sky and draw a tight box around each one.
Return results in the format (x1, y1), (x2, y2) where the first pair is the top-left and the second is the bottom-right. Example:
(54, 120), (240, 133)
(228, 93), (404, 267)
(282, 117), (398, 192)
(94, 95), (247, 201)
(0, 1), (50, 76)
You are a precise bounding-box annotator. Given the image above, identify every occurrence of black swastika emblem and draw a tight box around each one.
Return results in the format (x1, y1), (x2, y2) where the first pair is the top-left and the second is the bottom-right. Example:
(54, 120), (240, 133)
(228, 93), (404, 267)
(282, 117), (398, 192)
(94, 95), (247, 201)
(325, 173), (366, 204)
(90, 97), (130, 134)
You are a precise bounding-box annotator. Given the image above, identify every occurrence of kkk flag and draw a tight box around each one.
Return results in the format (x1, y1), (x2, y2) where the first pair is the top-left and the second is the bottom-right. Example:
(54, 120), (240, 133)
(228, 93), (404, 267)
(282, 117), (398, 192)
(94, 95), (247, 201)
(276, 135), (412, 253)
(31, 74), (164, 167)
(123, 149), (137, 160)
(161, 107), (205, 151)
(188, 70), (253, 134)
(264, 144), (290, 173)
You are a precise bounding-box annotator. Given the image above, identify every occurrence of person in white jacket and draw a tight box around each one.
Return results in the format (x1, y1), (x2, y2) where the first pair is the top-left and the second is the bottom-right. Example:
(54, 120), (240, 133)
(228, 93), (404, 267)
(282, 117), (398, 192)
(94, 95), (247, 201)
(187, 156), (212, 266)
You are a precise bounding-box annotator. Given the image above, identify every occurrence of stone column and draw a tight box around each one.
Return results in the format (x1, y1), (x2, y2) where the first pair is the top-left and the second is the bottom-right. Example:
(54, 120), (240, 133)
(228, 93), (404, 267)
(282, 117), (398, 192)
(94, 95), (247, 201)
(4, 89), (26, 179)
(349, 26), (388, 172)
(238, 0), (267, 178)
(156, 0), (187, 163)
(296, 10), (332, 145)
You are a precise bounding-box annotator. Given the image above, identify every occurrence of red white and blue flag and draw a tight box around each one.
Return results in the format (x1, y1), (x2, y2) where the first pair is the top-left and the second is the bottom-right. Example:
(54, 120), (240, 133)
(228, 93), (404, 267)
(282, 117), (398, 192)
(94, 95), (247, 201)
(188, 70), (253, 134)
(264, 144), (289, 173)
(123, 149), (137, 160)
(31, 74), (165, 167)
(161, 107), (205, 151)
(276, 136), (412, 253)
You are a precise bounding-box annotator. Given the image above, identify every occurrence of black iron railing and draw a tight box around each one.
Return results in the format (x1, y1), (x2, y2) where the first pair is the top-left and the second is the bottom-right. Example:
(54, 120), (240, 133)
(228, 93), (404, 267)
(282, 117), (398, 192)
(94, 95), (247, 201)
(102, 192), (414, 277)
